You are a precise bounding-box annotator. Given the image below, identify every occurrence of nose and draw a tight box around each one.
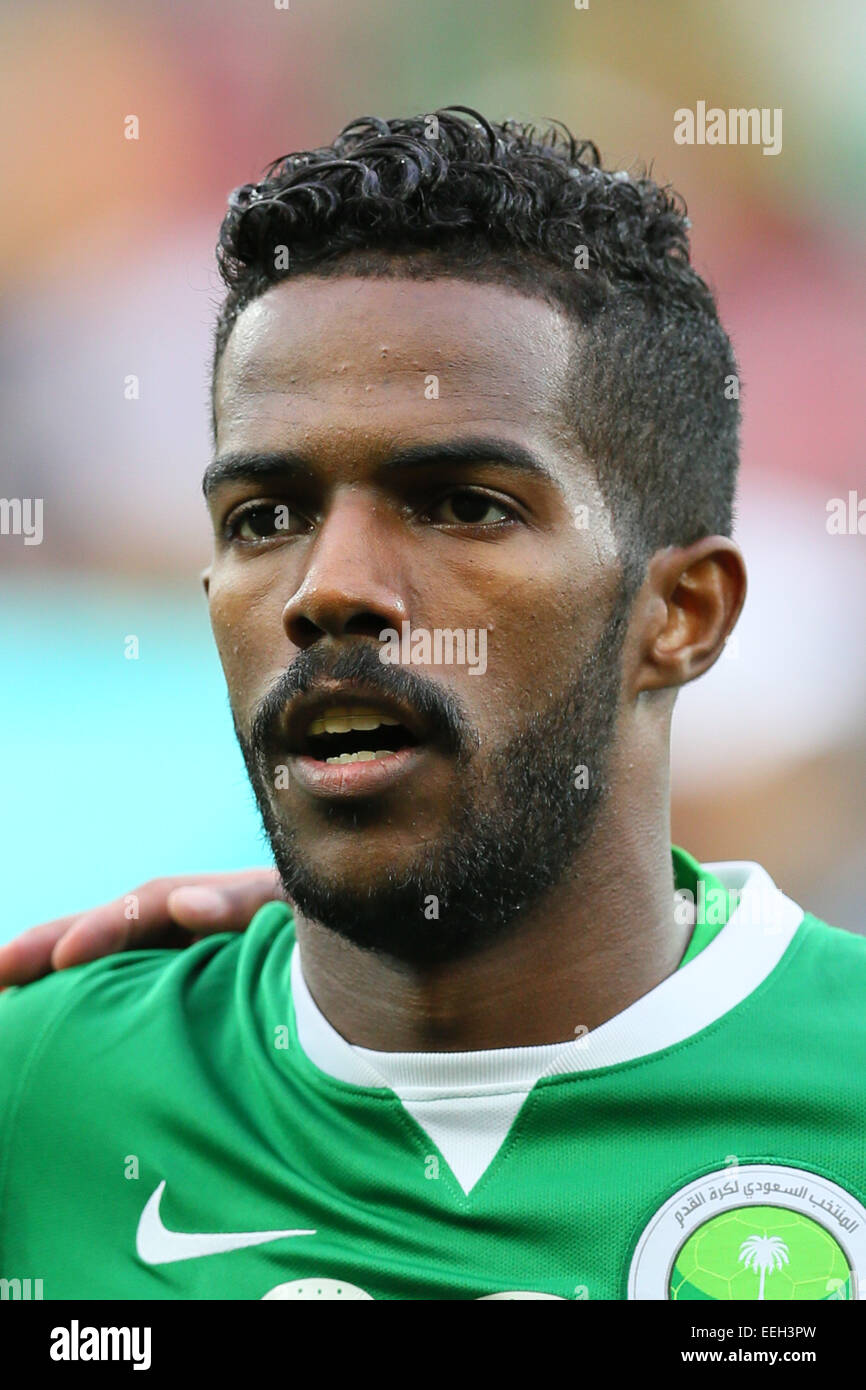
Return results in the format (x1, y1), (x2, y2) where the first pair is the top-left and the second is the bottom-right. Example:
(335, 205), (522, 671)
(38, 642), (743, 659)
(281, 492), (408, 649)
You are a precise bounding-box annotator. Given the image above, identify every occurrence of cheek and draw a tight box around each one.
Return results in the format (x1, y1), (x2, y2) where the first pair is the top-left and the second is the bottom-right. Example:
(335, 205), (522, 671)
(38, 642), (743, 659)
(465, 564), (609, 722)
(207, 571), (291, 713)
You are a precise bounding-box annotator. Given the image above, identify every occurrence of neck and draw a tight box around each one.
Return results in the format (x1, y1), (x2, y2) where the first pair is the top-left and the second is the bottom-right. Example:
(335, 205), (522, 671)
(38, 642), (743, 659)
(294, 784), (689, 1052)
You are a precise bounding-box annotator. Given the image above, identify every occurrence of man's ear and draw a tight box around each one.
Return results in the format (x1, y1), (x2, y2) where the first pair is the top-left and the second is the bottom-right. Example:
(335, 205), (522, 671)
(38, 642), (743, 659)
(201, 566), (211, 598)
(633, 537), (747, 693)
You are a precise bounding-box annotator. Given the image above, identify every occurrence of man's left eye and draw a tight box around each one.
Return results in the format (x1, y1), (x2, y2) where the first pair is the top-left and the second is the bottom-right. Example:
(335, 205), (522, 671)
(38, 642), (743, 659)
(428, 491), (512, 526)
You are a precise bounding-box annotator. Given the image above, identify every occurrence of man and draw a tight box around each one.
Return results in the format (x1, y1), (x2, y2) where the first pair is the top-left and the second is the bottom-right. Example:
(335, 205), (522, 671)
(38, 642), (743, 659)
(1, 108), (864, 1302)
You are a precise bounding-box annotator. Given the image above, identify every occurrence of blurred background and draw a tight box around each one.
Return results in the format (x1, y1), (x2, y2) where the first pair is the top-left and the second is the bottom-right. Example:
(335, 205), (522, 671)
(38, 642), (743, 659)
(1, 0), (864, 939)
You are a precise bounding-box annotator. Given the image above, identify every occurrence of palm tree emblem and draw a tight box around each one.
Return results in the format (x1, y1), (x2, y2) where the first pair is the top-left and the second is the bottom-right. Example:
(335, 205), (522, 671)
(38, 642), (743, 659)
(738, 1235), (790, 1299)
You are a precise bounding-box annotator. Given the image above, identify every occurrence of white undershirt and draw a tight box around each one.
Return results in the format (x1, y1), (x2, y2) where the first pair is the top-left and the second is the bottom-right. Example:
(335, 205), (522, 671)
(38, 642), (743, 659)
(289, 862), (802, 1193)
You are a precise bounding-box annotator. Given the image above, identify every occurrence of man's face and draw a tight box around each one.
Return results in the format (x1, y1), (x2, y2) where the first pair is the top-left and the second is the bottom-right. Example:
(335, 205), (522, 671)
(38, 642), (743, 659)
(206, 275), (627, 962)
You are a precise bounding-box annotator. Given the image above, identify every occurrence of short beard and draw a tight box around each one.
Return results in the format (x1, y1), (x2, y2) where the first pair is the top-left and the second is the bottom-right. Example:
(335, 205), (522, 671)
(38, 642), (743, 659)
(236, 590), (629, 967)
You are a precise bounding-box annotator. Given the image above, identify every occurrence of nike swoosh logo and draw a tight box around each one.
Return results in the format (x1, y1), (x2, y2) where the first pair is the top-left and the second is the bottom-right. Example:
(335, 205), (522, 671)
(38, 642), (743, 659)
(136, 1181), (316, 1265)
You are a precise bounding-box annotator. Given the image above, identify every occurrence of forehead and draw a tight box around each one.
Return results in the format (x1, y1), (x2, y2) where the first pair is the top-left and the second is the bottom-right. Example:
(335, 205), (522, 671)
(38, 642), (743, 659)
(214, 275), (575, 452)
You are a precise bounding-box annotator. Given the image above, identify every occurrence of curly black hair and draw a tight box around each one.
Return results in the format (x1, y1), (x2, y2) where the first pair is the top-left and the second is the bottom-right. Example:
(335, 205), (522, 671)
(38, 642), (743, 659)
(213, 107), (739, 588)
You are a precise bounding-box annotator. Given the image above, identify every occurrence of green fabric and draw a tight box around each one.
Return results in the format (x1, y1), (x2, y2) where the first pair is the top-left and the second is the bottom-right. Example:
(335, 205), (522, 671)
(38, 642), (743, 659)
(672, 844), (731, 968)
(1, 871), (865, 1300)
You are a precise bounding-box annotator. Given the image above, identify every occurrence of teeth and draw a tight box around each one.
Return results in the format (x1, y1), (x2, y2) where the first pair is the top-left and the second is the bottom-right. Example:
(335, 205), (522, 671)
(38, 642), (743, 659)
(325, 749), (399, 765)
(308, 706), (402, 737)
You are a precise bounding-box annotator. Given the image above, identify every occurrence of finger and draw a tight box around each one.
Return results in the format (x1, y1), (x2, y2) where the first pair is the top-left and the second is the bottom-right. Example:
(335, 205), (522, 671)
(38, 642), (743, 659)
(167, 869), (284, 932)
(48, 877), (185, 970)
(0, 919), (81, 986)
(2, 868), (286, 982)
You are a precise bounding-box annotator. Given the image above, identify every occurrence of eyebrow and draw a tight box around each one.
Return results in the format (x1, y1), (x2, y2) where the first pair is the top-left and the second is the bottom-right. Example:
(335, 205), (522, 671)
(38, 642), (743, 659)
(202, 451), (314, 498)
(203, 436), (560, 498)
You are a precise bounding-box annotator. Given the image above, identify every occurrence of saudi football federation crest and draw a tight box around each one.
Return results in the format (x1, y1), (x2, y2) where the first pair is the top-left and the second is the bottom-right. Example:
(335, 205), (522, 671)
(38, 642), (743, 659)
(628, 1164), (866, 1300)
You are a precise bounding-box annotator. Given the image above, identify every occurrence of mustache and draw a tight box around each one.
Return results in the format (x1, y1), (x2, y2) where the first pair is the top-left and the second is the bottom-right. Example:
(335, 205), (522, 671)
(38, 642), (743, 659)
(247, 642), (478, 761)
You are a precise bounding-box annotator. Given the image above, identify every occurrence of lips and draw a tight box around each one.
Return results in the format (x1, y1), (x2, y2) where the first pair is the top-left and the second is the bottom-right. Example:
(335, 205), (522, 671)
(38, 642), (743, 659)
(290, 741), (424, 799)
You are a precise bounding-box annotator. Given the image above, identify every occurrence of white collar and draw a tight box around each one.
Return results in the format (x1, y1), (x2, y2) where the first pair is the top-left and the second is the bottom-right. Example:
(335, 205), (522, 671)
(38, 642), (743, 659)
(290, 862), (804, 1192)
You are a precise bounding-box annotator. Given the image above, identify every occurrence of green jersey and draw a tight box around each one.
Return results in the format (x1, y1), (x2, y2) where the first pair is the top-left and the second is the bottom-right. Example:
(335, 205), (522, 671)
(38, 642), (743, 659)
(1, 851), (865, 1301)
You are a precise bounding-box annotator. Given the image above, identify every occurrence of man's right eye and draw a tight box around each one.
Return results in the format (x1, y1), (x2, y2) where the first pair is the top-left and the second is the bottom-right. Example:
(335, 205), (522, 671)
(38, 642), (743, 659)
(224, 503), (302, 543)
